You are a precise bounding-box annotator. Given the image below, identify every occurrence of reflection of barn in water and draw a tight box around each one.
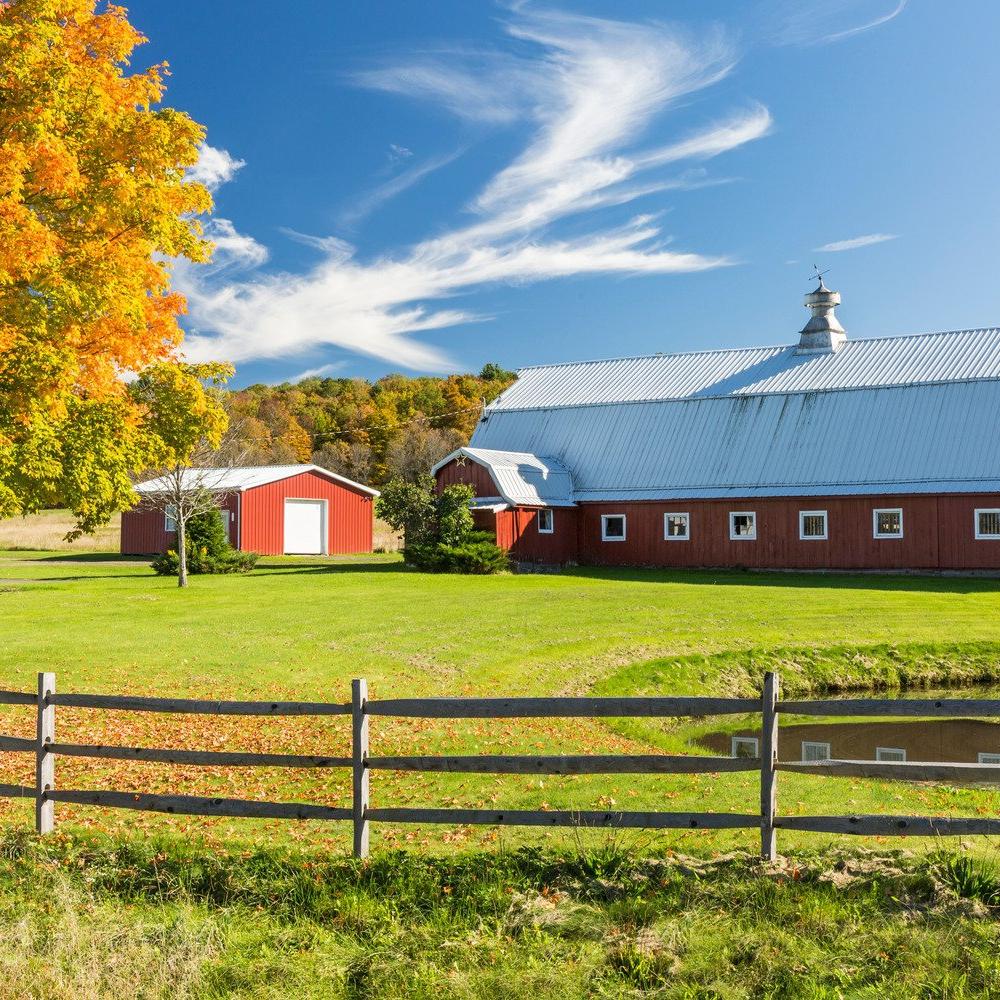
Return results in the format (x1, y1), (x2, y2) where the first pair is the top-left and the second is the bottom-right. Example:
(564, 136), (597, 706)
(702, 719), (1000, 766)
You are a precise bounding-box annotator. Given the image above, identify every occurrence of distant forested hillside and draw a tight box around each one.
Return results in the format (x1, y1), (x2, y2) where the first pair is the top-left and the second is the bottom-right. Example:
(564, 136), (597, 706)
(216, 364), (516, 486)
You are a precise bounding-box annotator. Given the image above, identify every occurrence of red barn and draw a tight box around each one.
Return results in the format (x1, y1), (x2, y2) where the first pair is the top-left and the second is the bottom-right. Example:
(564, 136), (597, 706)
(121, 464), (379, 556)
(434, 282), (1000, 572)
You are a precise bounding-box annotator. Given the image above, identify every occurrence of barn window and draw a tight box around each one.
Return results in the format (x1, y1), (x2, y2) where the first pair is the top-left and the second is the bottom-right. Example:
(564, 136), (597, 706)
(975, 509), (1000, 539)
(664, 512), (689, 540)
(731, 736), (759, 758)
(537, 508), (554, 534)
(729, 511), (756, 540)
(601, 514), (626, 541)
(164, 504), (178, 533)
(802, 741), (831, 762)
(799, 510), (828, 540)
(978, 753), (1000, 765)
(875, 747), (906, 762)
(873, 508), (903, 538)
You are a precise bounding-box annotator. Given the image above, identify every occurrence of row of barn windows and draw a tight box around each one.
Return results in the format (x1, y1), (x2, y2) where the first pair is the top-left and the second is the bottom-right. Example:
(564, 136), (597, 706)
(731, 736), (1000, 765)
(578, 508), (1000, 543)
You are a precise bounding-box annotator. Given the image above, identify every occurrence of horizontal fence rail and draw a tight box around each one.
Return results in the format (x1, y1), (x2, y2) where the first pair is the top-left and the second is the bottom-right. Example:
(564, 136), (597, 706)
(3, 673), (1000, 857)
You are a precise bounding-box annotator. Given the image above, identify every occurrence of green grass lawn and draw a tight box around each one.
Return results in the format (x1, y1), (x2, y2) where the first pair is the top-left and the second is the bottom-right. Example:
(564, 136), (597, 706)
(2, 550), (1000, 859)
(5, 550), (1000, 996)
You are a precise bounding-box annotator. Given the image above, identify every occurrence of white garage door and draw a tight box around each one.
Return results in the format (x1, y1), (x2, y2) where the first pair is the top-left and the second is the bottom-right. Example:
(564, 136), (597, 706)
(283, 499), (326, 554)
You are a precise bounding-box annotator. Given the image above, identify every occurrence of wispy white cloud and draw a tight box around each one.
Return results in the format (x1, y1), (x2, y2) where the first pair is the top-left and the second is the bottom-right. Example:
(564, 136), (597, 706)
(813, 232), (898, 252)
(290, 362), (348, 382)
(186, 142), (246, 191)
(338, 149), (464, 228)
(766, 0), (908, 47)
(201, 218), (268, 268)
(178, 8), (771, 373)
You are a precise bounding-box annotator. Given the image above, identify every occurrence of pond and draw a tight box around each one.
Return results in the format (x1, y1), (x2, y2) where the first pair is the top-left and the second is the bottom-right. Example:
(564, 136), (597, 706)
(699, 684), (1000, 765)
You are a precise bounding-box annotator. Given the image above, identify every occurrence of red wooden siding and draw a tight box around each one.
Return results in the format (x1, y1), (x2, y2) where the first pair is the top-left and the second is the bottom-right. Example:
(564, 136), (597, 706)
(477, 494), (1000, 571)
(574, 494), (1000, 571)
(239, 471), (374, 555)
(435, 458), (498, 496)
(120, 494), (238, 555)
(496, 507), (580, 563)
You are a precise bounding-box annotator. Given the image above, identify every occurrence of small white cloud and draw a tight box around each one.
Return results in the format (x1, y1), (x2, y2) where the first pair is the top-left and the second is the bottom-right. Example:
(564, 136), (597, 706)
(388, 143), (413, 163)
(767, 0), (908, 47)
(290, 362), (348, 382)
(186, 142), (246, 191)
(203, 218), (268, 268)
(813, 232), (898, 252)
(339, 149), (463, 227)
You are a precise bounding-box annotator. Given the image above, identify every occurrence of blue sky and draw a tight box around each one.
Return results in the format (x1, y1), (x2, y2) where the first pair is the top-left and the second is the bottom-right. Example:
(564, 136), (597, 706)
(132, 1), (1000, 386)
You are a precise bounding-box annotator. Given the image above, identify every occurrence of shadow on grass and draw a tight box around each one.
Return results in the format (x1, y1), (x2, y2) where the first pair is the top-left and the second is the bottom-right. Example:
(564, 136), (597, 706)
(3, 552), (148, 564)
(557, 564), (1000, 595)
(252, 559), (413, 577)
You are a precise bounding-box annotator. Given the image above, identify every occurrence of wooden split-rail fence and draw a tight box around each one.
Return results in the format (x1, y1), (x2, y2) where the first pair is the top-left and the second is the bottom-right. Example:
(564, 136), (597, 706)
(3, 672), (1000, 859)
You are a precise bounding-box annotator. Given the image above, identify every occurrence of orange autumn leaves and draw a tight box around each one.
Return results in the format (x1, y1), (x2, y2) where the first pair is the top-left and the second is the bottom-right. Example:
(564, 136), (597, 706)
(0, 0), (227, 533)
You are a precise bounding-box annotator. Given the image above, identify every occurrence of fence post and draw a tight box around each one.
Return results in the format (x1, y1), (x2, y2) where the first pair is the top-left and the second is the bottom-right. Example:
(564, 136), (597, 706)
(35, 672), (55, 835)
(760, 671), (779, 861)
(352, 678), (370, 859)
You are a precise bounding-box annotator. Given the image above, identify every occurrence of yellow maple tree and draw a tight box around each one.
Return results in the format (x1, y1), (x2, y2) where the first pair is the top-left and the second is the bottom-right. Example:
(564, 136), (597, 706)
(0, 0), (229, 533)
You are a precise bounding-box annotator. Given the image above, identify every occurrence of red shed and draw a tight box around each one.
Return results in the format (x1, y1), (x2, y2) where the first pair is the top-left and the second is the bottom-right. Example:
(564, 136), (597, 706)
(121, 464), (379, 556)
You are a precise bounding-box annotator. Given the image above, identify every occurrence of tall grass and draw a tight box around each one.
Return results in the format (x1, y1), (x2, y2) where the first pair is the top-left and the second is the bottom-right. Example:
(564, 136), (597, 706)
(4, 830), (1000, 998)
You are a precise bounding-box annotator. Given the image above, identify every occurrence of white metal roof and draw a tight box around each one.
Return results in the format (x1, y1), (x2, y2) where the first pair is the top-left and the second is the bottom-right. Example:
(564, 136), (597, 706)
(134, 464), (379, 496)
(490, 329), (1000, 411)
(432, 447), (576, 507)
(471, 357), (1000, 500)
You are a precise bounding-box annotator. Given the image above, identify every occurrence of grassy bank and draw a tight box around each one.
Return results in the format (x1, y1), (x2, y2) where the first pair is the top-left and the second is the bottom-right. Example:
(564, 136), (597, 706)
(4, 830), (1000, 998)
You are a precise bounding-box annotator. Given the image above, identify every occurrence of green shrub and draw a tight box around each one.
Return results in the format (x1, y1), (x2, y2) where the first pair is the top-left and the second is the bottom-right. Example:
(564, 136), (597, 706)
(151, 509), (258, 576)
(379, 478), (508, 574)
(405, 531), (509, 574)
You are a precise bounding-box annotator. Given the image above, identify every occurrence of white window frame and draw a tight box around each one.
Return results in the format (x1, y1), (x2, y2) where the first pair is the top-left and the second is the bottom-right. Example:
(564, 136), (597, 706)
(801, 741), (832, 762)
(729, 511), (757, 541)
(731, 736), (759, 759)
(537, 508), (554, 534)
(873, 508), (904, 539)
(601, 514), (627, 542)
(875, 747), (906, 762)
(663, 512), (690, 541)
(164, 504), (178, 533)
(978, 753), (1000, 765)
(974, 509), (1000, 540)
(799, 510), (828, 541)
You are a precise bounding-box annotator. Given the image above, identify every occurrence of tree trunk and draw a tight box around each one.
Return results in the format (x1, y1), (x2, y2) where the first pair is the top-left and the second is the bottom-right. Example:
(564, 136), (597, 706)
(177, 516), (188, 588)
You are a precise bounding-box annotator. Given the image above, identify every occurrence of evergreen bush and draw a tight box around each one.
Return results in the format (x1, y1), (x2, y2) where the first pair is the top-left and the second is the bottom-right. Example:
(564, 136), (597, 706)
(151, 509), (258, 576)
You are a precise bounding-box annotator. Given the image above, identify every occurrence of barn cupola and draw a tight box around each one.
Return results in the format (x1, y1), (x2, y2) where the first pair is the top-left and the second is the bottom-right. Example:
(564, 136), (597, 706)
(796, 276), (846, 354)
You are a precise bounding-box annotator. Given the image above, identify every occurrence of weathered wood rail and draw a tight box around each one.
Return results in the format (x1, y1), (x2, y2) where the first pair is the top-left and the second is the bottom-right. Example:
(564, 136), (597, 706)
(3, 671), (1000, 858)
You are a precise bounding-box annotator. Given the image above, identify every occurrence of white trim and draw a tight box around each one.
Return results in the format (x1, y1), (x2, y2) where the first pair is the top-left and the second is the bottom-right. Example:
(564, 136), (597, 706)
(801, 741), (831, 762)
(731, 736), (759, 758)
(729, 510), (757, 540)
(664, 512), (690, 540)
(430, 447), (576, 509)
(135, 464), (379, 498)
(799, 510), (828, 540)
(975, 508), (1000, 540)
(164, 504), (177, 533)
(875, 746), (906, 762)
(282, 497), (328, 555)
(873, 507), (904, 539)
(601, 513), (627, 542)
(978, 753), (1000, 765)
(537, 508), (554, 534)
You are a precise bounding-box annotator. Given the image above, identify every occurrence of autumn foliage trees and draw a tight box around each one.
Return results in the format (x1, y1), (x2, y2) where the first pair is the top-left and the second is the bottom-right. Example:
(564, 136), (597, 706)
(223, 365), (516, 486)
(0, 0), (227, 533)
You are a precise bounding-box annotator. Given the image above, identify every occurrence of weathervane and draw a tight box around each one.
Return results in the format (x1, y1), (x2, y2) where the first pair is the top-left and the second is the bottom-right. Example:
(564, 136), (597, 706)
(810, 263), (830, 287)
